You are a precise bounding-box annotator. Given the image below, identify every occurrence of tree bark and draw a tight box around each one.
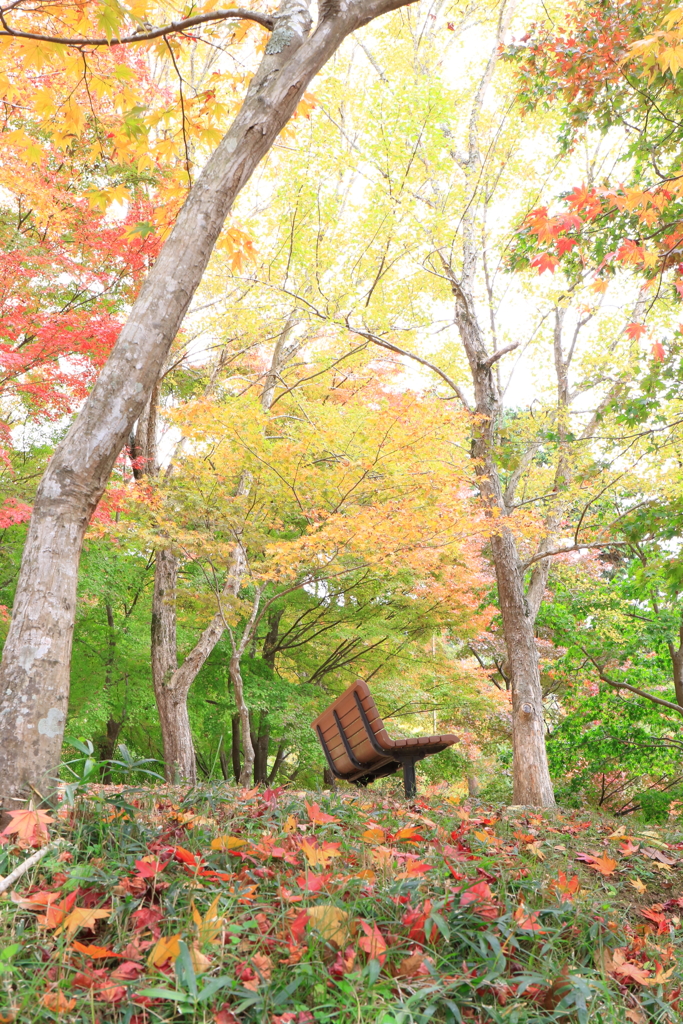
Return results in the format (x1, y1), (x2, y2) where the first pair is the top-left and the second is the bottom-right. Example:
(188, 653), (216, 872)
(0, 0), (416, 810)
(262, 608), (283, 668)
(252, 711), (270, 784)
(231, 713), (242, 782)
(151, 548), (197, 783)
(219, 740), (231, 782)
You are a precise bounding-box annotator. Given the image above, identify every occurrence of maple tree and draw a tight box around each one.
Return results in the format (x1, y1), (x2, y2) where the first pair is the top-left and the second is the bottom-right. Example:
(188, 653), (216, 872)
(0, 0), (423, 811)
(222, 0), (662, 806)
(103, 354), (493, 785)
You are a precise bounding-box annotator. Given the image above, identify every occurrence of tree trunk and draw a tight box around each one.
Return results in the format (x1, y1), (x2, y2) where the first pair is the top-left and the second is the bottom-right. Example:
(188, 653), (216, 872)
(268, 738), (288, 784)
(219, 741), (231, 782)
(492, 528), (555, 806)
(0, 0), (413, 811)
(231, 652), (256, 786)
(231, 713), (242, 782)
(253, 711), (270, 784)
(151, 548), (197, 783)
(262, 609), (283, 669)
(99, 716), (124, 783)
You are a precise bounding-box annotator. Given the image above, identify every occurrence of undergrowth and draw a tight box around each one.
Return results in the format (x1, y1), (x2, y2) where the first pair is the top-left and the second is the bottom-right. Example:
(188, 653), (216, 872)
(0, 783), (681, 1023)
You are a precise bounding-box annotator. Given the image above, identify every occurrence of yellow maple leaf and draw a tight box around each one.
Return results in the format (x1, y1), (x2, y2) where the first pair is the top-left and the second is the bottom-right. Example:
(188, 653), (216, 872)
(211, 835), (246, 851)
(307, 905), (350, 945)
(301, 840), (340, 868)
(55, 907), (110, 938)
(629, 878), (647, 894)
(147, 933), (181, 968)
(192, 895), (224, 945)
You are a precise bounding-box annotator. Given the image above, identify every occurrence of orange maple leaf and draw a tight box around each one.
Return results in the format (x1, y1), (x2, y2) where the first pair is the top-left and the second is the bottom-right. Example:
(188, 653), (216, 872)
(531, 252), (559, 275)
(2, 807), (54, 842)
(305, 802), (339, 825)
(41, 991), (76, 1013)
(358, 920), (387, 964)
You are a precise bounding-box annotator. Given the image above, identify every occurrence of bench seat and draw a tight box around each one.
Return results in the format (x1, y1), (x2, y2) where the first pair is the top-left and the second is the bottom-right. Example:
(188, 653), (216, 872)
(312, 679), (458, 798)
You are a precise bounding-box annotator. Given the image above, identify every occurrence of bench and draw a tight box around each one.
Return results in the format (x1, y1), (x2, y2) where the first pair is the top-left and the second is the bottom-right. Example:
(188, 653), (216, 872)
(312, 679), (459, 799)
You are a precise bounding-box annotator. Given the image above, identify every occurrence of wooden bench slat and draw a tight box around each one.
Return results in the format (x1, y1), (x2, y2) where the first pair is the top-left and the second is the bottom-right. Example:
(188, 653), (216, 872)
(312, 679), (459, 798)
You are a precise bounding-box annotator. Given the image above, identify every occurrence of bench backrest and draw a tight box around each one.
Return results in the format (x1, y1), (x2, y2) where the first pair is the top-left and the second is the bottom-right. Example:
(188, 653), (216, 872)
(311, 679), (393, 777)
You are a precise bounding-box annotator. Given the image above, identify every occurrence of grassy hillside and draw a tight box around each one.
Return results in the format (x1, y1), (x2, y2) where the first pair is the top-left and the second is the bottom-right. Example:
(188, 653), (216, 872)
(0, 783), (681, 1023)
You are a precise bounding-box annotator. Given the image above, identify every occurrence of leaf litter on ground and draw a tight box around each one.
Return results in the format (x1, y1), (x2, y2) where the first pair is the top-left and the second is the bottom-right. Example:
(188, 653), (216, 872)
(0, 782), (681, 1022)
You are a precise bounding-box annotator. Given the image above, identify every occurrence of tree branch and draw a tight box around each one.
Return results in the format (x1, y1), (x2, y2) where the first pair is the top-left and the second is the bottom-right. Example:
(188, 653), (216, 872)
(588, 656), (683, 717)
(522, 540), (629, 569)
(0, 8), (274, 47)
(347, 322), (472, 411)
(481, 341), (519, 369)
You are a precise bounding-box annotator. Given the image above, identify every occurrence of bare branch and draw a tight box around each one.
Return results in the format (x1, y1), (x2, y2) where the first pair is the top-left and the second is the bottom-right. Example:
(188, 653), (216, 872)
(522, 540), (628, 570)
(481, 341), (518, 369)
(0, 8), (274, 47)
(348, 322), (472, 411)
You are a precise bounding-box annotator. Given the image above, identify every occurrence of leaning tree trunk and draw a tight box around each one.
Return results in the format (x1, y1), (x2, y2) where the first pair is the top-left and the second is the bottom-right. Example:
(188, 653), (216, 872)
(0, 0), (414, 811)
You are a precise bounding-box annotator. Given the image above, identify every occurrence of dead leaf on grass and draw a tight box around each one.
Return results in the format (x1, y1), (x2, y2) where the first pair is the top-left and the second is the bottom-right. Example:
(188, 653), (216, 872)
(54, 906), (110, 938)
(147, 933), (181, 968)
(307, 905), (350, 945)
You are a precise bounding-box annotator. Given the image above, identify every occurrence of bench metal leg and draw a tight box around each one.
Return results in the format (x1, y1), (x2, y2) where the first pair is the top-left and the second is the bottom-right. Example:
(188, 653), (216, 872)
(402, 760), (417, 800)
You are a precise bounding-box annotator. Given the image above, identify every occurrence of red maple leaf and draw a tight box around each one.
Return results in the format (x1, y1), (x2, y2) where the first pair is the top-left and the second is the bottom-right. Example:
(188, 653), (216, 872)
(358, 920), (387, 964)
(624, 322), (646, 340)
(530, 252), (559, 275)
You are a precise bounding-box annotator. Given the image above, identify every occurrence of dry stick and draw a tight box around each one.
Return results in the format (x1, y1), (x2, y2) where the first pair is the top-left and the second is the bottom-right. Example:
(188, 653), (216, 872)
(0, 839), (63, 896)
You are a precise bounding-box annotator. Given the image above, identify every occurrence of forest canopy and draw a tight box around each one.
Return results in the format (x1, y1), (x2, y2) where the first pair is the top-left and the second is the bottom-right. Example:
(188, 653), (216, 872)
(1, 0), (683, 817)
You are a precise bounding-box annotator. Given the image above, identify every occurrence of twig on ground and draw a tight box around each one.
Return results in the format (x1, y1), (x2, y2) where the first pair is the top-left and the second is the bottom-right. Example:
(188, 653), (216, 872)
(0, 839), (63, 895)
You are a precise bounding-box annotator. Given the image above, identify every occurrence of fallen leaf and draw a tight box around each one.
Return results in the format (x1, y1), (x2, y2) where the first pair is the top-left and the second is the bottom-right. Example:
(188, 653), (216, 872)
(190, 943), (211, 974)
(192, 895), (224, 945)
(361, 827), (385, 843)
(135, 857), (168, 878)
(211, 835), (247, 851)
(305, 802), (339, 825)
(307, 905), (350, 946)
(55, 906), (110, 938)
(513, 901), (545, 933)
(71, 942), (124, 959)
(629, 878), (647, 894)
(301, 839), (341, 868)
(625, 1010), (646, 1024)
(252, 953), (272, 982)
(357, 919), (387, 964)
(147, 933), (181, 968)
(214, 1007), (241, 1024)
(394, 952), (426, 978)
(41, 991), (76, 1013)
(2, 807), (54, 843)
(577, 852), (617, 876)
(619, 840), (640, 857)
(283, 815), (298, 833)
(642, 847), (677, 865)
(392, 826), (423, 842)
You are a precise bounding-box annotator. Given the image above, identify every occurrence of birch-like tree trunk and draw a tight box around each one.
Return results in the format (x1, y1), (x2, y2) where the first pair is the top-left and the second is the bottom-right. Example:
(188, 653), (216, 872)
(0, 0), (416, 812)
(441, 0), (555, 806)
